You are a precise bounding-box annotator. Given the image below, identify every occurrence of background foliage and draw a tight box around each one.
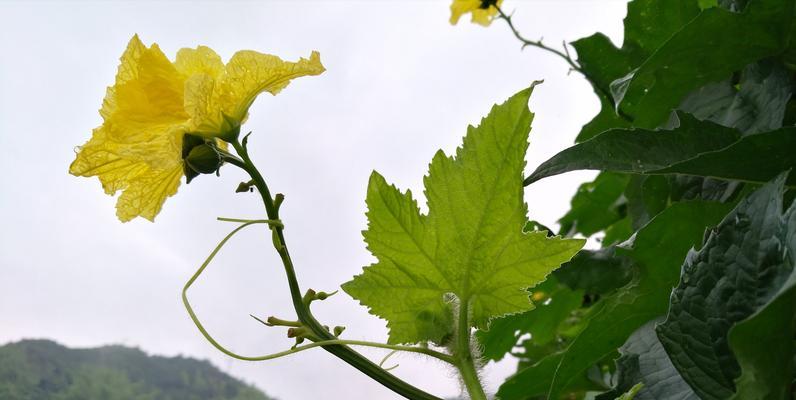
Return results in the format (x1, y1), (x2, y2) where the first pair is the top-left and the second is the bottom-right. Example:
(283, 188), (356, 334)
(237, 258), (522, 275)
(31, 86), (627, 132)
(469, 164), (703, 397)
(0, 340), (272, 400)
(482, 0), (796, 398)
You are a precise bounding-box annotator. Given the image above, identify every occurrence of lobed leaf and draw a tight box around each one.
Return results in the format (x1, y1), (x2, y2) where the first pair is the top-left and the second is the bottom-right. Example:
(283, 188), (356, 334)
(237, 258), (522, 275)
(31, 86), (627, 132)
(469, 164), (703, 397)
(343, 86), (584, 344)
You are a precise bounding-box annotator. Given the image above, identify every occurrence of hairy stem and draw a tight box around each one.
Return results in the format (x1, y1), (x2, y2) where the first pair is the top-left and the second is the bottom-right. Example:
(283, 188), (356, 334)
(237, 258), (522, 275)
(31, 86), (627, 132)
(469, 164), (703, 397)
(455, 301), (488, 400)
(228, 140), (444, 400)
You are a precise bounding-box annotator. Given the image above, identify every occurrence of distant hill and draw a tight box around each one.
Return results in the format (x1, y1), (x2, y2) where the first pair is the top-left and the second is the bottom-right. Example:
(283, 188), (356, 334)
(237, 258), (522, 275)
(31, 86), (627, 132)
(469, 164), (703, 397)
(0, 339), (274, 400)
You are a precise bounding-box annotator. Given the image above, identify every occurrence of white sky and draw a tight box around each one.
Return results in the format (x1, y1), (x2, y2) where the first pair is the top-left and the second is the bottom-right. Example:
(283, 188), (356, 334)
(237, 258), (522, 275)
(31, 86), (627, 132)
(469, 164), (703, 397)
(0, 1), (627, 399)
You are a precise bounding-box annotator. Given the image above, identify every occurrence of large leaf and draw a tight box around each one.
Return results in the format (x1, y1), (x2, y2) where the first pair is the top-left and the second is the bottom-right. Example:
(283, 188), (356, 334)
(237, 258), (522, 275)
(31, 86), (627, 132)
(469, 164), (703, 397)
(525, 113), (796, 187)
(612, 0), (795, 128)
(677, 60), (793, 135)
(657, 175), (796, 400)
(571, 0), (702, 141)
(342, 87), (584, 344)
(496, 201), (731, 399)
(596, 320), (698, 400)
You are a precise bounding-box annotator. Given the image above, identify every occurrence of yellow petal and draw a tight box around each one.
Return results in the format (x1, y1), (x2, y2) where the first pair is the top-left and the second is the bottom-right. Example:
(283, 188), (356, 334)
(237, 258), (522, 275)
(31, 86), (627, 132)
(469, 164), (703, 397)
(174, 46), (225, 78)
(449, 0), (502, 26)
(115, 164), (183, 222)
(450, 0), (481, 25)
(70, 126), (184, 222)
(72, 35), (189, 222)
(219, 50), (325, 123)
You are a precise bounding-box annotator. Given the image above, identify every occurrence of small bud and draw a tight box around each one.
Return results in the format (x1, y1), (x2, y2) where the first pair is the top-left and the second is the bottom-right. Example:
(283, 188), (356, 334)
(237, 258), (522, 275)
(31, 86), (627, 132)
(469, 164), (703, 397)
(182, 134), (223, 184)
(333, 326), (346, 337)
(236, 180), (255, 193)
(287, 327), (306, 338)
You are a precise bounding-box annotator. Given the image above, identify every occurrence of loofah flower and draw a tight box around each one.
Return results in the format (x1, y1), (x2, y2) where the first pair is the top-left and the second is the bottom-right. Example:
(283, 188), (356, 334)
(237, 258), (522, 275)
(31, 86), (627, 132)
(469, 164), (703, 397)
(70, 35), (324, 222)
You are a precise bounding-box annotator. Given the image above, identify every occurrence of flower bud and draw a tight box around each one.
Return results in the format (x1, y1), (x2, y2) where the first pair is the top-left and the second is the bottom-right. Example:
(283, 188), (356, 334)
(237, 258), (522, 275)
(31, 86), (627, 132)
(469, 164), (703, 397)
(182, 134), (223, 183)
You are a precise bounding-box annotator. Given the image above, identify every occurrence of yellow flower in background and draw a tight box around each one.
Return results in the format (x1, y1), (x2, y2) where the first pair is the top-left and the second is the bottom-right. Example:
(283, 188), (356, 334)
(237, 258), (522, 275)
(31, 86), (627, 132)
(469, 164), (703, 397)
(70, 35), (325, 222)
(449, 0), (503, 26)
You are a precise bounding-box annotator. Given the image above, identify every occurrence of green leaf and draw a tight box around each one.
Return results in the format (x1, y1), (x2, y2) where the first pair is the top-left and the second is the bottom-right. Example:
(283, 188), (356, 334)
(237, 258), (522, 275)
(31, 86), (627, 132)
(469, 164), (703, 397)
(554, 247), (634, 295)
(613, 0), (795, 128)
(677, 60), (793, 135)
(603, 217), (634, 246)
(596, 320), (698, 400)
(728, 258), (796, 400)
(571, 0), (702, 141)
(624, 175), (670, 230)
(342, 87), (584, 344)
(558, 172), (630, 237)
(496, 201), (731, 400)
(657, 175), (796, 400)
(525, 113), (796, 187)
(475, 277), (583, 362)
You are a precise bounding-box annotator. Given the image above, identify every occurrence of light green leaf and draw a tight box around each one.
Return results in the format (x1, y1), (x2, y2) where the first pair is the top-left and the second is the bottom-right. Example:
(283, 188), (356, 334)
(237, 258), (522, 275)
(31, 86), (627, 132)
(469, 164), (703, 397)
(342, 86), (584, 344)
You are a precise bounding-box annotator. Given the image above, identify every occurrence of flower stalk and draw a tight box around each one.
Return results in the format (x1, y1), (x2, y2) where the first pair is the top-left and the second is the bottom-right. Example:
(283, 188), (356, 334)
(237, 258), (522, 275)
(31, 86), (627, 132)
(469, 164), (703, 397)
(224, 139), (447, 400)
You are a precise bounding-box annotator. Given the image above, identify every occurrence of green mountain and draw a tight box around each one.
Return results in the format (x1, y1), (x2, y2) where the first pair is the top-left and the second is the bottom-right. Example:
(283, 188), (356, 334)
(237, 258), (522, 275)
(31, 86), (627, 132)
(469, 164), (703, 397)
(0, 339), (274, 400)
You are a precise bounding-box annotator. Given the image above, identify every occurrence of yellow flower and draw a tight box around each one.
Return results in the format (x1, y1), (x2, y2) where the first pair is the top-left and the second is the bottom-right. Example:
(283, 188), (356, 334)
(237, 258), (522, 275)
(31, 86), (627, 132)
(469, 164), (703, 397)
(449, 0), (503, 26)
(70, 35), (325, 222)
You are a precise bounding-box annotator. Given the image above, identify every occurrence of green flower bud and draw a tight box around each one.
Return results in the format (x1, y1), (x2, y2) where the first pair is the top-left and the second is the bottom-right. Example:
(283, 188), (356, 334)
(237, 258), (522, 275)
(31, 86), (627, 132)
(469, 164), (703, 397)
(182, 134), (223, 183)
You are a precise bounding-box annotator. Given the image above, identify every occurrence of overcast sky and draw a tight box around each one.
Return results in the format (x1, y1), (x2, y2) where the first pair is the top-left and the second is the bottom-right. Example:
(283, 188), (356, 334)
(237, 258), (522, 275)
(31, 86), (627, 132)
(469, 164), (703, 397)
(0, 1), (627, 398)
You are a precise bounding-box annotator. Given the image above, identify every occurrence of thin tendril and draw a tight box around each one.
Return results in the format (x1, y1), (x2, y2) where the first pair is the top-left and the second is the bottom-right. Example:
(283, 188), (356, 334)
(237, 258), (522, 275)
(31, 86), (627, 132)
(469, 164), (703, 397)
(182, 219), (455, 365)
(379, 349), (401, 371)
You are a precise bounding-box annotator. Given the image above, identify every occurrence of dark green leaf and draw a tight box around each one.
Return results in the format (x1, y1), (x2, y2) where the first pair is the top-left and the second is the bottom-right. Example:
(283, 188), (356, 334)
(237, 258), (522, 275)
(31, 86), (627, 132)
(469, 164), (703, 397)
(571, 0), (702, 141)
(596, 320), (698, 400)
(558, 172), (630, 237)
(476, 277), (583, 362)
(613, 0), (795, 128)
(554, 247), (634, 295)
(657, 174), (796, 400)
(526, 113), (796, 187)
(727, 252), (796, 400)
(603, 217), (634, 246)
(668, 175), (742, 203)
(651, 127), (796, 186)
(678, 60), (793, 135)
(624, 175), (670, 230)
(496, 201), (731, 400)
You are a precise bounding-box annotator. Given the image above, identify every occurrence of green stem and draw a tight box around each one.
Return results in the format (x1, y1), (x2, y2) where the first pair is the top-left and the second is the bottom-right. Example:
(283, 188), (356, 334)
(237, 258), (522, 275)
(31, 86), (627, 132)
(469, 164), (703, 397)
(495, 6), (581, 74)
(182, 218), (455, 366)
(455, 301), (488, 400)
(494, 4), (635, 130)
(227, 141), (444, 400)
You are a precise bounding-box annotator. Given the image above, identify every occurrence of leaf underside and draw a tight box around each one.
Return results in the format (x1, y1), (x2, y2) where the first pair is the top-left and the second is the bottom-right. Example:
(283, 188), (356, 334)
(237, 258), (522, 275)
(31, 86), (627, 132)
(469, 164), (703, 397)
(342, 86), (584, 344)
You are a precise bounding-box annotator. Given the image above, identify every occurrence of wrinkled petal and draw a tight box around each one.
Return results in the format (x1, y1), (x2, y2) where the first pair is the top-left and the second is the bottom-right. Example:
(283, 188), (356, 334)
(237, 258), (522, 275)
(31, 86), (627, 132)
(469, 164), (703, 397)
(174, 46), (225, 78)
(221, 50), (325, 124)
(70, 125), (184, 222)
(71, 35), (323, 222)
(71, 35), (189, 222)
(115, 165), (183, 222)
